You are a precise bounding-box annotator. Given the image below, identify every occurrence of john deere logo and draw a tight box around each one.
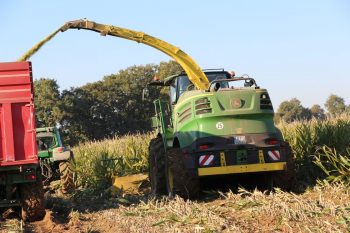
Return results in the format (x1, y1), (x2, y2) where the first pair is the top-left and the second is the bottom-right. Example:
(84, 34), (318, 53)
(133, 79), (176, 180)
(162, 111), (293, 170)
(216, 122), (224, 129)
(231, 99), (242, 108)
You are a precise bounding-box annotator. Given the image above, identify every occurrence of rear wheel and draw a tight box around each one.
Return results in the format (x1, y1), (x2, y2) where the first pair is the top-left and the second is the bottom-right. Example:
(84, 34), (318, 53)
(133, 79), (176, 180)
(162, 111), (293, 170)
(20, 181), (45, 222)
(59, 161), (75, 194)
(148, 137), (167, 196)
(273, 148), (296, 190)
(166, 148), (199, 199)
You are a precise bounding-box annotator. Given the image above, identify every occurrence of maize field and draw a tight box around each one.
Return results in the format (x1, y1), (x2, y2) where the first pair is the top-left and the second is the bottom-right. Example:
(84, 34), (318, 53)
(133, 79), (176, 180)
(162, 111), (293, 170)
(2, 116), (350, 232)
(72, 132), (153, 191)
(71, 115), (350, 190)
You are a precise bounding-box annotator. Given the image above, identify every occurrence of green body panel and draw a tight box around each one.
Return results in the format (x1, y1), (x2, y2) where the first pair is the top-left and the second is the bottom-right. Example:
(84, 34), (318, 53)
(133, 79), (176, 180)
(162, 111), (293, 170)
(172, 88), (275, 148)
(152, 85), (276, 149)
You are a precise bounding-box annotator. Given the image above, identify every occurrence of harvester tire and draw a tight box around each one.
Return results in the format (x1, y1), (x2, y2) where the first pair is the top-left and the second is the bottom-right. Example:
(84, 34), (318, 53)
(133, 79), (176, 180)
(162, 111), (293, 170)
(166, 148), (199, 199)
(256, 173), (274, 191)
(20, 181), (46, 222)
(273, 150), (296, 191)
(59, 161), (75, 194)
(149, 137), (167, 196)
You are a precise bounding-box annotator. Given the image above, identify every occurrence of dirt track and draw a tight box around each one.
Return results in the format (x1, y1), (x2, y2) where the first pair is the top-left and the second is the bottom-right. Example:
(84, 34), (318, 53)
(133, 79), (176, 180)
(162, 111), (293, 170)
(1, 180), (350, 232)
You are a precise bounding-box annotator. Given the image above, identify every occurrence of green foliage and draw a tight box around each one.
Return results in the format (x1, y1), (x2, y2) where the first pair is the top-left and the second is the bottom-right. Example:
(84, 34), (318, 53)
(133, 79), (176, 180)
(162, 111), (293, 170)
(72, 133), (152, 190)
(157, 60), (183, 80)
(156, 60), (183, 98)
(310, 104), (326, 120)
(59, 64), (159, 144)
(325, 94), (346, 116)
(278, 115), (350, 183)
(34, 78), (61, 127)
(346, 104), (350, 114)
(34, 60), (182, 146)
(315, 146), (350, 183)
(276, 98), (311, 123)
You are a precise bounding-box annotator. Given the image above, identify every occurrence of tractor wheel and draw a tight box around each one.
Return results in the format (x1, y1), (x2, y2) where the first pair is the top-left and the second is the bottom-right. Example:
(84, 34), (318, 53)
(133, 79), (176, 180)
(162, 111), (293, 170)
(273, 149), (296, 191)
(166, 148), (199, 199)
(20, 181), (46, 222)
(59, 161), (75, 194)
(148, 137), (167, 196)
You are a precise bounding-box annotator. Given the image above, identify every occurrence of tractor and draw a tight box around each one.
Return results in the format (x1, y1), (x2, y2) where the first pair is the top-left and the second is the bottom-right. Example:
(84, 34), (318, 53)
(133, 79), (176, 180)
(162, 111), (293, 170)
(36, 127), (75, 193)
(147, 70), (295, 198)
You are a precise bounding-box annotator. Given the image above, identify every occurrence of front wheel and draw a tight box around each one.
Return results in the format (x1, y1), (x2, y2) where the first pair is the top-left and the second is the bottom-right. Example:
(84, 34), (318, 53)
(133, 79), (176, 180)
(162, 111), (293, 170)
(148, 137), (167, 196)
(166, 148), (199, 199)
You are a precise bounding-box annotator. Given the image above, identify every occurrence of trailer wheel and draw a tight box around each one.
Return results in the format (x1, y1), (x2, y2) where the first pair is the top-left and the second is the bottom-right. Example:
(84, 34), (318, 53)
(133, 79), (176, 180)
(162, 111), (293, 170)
(149, 137), (167, 196)
(274, 149), (296, 191)
(166, 148), (199, 199)
(20, 181), (45, 222)
(59, 161), (75, 194)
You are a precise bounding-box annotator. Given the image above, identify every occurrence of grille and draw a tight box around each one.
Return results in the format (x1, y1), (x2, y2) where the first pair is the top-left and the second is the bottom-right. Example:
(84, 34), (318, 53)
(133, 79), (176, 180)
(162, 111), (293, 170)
(195, 97), (212, 115)
(260, 93), (273, 110)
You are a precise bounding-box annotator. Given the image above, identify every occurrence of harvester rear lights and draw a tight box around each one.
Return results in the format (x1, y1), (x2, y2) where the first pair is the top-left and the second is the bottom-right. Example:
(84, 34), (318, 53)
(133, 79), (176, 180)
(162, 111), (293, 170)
(25, 174), (36, 181)
(199, 145), (209, 150)
(198, 143), (214, 150)
(266, 138), (279, 145)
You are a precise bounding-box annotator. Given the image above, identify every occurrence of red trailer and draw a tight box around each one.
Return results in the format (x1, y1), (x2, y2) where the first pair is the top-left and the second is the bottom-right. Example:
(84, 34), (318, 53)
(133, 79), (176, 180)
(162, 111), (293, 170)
(0, 61), (45, 221)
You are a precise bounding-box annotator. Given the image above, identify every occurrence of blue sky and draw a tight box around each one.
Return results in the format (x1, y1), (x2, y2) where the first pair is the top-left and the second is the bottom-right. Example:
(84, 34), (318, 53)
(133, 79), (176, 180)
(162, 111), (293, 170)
(1, 0), (349, 108)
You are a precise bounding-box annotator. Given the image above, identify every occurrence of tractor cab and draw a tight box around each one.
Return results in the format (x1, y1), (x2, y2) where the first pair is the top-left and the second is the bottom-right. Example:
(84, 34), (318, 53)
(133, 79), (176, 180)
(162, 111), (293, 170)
(36, 127), (75, 192)
(36, 127), (63, 158)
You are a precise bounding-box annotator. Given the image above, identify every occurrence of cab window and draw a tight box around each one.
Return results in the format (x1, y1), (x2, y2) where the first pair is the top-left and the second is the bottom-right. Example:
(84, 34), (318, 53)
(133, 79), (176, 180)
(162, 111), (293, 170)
(172, 72), (231, 103)
(170, 78), (178, 104)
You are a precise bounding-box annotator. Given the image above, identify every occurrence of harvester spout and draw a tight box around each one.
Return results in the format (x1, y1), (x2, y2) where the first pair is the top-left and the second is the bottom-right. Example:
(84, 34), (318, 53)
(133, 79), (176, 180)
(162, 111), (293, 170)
(18, 19), (210, 90)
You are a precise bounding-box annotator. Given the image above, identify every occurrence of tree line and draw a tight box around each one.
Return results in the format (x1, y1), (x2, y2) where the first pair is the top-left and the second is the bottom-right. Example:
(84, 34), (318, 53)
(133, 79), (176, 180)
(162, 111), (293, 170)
(34, 60), (349, 145)
(34, 60), (182, 145)
(276, 95), (350, 123)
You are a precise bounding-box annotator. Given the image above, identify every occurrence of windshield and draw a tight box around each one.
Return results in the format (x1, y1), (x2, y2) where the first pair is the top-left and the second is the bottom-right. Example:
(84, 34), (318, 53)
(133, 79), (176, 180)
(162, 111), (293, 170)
(177, 72), (230, 96)
(37, 132), (56, 151)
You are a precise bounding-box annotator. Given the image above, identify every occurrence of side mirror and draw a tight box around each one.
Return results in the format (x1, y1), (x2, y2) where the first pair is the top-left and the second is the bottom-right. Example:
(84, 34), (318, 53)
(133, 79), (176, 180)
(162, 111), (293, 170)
(142, 87), (149, 101)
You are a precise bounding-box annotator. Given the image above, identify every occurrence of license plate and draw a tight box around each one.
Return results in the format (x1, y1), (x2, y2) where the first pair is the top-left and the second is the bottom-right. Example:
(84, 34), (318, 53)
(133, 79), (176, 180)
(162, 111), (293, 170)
(233, 136), (246, 144)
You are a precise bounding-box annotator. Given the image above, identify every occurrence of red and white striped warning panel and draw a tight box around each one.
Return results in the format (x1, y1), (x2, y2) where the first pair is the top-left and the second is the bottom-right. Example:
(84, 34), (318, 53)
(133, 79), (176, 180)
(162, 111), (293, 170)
(268, 150), (280, 161)
(199, 155), (215, 166)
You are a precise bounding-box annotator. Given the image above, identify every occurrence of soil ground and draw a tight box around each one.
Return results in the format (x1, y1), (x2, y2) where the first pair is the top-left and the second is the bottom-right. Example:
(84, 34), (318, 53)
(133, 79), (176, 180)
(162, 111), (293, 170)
(1, 177), (350, 232)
